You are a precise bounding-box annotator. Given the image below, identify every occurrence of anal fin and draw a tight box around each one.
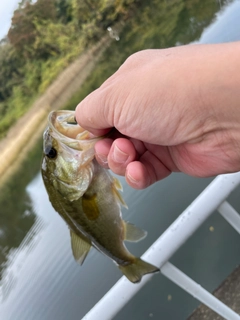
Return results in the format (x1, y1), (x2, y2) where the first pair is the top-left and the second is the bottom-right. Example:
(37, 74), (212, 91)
(70, 230), (91, 265)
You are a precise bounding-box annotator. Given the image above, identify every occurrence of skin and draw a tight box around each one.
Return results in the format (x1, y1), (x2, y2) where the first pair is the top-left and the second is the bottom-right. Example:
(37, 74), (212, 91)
(75, 42), (240, 189)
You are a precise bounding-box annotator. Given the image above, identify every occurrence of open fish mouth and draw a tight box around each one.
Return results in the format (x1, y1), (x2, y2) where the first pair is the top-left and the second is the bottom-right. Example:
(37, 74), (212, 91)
(46, 110), (103, 151)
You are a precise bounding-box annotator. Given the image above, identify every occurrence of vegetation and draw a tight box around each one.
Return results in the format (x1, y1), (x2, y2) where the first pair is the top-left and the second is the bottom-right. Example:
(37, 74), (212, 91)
(0, 0), (138, 138)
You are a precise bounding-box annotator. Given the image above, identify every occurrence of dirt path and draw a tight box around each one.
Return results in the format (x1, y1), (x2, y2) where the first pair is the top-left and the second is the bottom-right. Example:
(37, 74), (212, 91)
(0, 36), (111, 187)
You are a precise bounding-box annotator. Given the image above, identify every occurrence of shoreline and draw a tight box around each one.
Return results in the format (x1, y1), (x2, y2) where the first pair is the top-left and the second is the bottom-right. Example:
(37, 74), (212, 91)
(0, 35), (111, 187)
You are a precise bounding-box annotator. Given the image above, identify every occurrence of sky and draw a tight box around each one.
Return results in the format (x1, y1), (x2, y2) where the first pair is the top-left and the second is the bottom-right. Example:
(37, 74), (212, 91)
(0, 0), (21, 40)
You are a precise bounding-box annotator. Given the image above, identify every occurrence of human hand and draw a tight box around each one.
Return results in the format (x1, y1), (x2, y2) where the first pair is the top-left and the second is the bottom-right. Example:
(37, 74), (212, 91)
(75, 42), (240, 189)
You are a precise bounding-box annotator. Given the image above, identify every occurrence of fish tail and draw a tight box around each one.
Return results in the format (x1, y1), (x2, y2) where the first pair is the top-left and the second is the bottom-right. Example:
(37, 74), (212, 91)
(118, 258), (159, 283)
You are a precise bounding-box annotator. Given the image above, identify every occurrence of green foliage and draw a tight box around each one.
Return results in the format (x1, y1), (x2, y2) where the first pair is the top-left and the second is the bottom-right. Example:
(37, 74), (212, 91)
(55, 0), (73, 24)
(0, 86), (34, 138)
(33, 20), (83, 58)
(0, 44), (24, 101)
(39, 56), (70, 93)
(8, 0), (57, 58)
(23, 60), (42, 94)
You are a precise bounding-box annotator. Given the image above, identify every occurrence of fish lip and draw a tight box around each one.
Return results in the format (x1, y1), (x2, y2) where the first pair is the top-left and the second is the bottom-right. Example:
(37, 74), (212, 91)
(47, 110), (104, 145)
(47, 110), (75, 142)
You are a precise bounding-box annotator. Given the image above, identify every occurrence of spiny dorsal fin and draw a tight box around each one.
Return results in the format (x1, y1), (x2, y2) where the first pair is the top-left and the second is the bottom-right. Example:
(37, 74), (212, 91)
(124, 221), (147, 242)
(112, 178), (128, 208)
(113, 177), (123, 191)
(70, 230), (91, 265)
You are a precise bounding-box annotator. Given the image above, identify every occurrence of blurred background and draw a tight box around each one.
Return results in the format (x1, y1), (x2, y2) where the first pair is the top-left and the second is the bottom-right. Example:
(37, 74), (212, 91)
(0, 0), (240, 319)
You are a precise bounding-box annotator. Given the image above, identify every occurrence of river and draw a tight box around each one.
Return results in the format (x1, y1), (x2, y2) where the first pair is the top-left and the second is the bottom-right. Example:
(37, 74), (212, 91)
(1, 1), (240, 319)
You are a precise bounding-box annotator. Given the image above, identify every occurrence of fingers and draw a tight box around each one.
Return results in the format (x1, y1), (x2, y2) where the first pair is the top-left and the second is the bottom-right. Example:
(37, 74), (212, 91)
(126, 151), (172, 189)
(94, 138), (112, 169)
(94, 138), (172, 189)
(95, 138), (137, 175)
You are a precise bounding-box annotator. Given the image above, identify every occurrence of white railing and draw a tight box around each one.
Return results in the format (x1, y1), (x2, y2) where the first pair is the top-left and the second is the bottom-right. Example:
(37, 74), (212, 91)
(83, 173), (240, 320)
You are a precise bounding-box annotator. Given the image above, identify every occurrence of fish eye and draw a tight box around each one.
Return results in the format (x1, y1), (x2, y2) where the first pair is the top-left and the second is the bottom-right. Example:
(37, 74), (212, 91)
(45, 146), (57, 159)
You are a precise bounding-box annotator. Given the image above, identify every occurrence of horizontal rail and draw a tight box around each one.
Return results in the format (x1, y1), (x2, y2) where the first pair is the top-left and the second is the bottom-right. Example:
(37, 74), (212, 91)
(83, 173), (240, 320)
(161, 262), (240, 320)
(218, 201), (240, 234)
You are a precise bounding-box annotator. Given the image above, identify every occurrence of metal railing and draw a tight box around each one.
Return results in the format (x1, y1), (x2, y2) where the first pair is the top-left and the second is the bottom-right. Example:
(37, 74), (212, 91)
(83, 173), (240, 320)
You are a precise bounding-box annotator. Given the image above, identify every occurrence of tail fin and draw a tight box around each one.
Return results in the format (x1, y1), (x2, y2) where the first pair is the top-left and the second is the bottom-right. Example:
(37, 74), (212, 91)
(118, 258), (159, 283)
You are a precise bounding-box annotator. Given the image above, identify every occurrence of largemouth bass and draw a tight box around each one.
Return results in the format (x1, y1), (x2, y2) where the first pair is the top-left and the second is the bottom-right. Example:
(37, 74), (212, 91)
(41, 110), (159, 283)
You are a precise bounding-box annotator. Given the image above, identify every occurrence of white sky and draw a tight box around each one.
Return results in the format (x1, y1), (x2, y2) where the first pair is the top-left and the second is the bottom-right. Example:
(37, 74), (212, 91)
(0, 0), (21, 40)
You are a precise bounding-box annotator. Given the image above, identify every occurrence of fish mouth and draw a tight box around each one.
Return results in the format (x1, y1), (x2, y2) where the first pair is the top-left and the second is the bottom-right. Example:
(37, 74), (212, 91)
(47, 110), (103, 151)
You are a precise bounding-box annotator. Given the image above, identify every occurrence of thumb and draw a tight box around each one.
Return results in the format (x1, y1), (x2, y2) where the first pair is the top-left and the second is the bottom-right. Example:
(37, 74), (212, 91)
(75, 88), (113, 136)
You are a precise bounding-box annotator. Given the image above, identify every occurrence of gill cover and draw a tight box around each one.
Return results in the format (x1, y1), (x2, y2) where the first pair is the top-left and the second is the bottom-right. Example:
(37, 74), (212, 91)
(42, 111), (99, 201)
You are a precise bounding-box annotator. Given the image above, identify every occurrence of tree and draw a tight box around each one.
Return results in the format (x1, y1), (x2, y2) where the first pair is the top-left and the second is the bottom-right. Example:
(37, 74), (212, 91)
(8, 0), (57, 58)
(55, 0), (73, 24)
(0, 44), (24, 102)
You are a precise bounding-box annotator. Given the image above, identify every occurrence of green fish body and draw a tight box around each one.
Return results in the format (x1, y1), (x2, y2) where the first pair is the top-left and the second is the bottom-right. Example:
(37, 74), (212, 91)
(41, 110), (159, 283)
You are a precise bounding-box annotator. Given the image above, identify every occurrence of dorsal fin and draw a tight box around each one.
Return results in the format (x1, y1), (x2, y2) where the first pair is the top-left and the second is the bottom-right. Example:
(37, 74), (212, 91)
(113, 177), (123, 191)
(112, 178), (128, 208)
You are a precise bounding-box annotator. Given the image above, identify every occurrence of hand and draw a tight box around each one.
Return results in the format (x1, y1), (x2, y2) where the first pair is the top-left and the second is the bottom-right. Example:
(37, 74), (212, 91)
(75, 42), (240, 189)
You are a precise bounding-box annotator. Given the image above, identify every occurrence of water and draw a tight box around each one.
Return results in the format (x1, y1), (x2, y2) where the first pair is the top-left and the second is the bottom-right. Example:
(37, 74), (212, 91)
(1, 0), (240, 319)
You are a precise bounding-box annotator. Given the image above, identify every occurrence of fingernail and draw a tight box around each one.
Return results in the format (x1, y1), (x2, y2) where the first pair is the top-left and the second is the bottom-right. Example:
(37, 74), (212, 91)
(126, 172), (139, 184)
(113, 145), (129, 163)
(96, 153), (108, 165)
(126, 172), (143, 189)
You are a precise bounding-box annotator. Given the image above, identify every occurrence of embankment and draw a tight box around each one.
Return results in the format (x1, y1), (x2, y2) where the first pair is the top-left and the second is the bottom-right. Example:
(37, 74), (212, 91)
(0, 36), (111, 187)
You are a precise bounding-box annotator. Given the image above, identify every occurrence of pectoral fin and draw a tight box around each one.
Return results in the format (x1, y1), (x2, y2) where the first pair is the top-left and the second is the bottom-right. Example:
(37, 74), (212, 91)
(124, 221), (147, 242)
(82, 193), (100, 220)
(70, 230), (91, 265)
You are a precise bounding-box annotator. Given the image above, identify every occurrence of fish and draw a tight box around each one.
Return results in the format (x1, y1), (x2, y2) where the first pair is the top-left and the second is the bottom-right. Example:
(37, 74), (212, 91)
(41, 110), (159, 283)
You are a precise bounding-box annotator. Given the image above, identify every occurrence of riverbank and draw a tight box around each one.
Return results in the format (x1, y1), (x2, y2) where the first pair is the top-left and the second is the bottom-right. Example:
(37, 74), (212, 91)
(0, 35), (111, 187)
